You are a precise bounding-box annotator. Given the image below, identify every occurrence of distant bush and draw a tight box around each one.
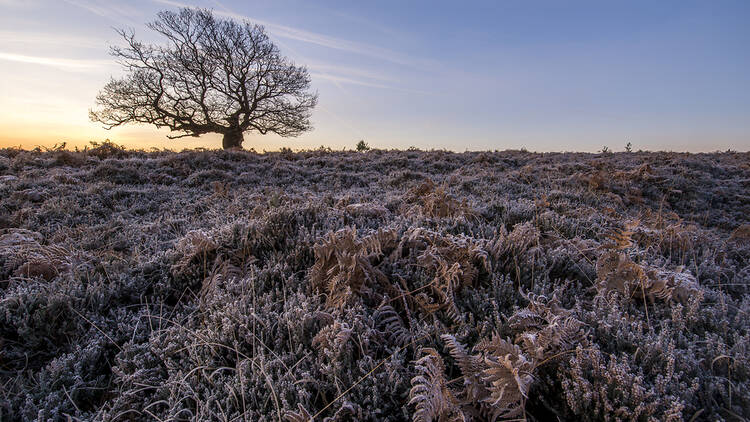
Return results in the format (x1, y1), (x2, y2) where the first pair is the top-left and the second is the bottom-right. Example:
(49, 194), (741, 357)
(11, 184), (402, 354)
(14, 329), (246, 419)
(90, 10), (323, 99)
(86, 139), (128, 159)
(356, 139), (370, 152)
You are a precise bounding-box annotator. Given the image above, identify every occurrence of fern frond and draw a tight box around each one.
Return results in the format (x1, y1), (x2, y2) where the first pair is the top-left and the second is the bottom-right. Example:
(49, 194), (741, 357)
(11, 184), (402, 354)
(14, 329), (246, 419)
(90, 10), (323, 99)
(596, 251), (701, 305)
(310, 227), (394, 309)
(375, 304), (412, 347)
(441, 334), (486, 403)
(311, 321), (352, 357)
(407, 228), (490, 323)
(508, 293), (587, 361)
(409, 348), (464, 422)
(476, 335), (534, 421)
(284, 403), (312, 422)
(403, 179), (478, 220)
(171, 229), (217, 276)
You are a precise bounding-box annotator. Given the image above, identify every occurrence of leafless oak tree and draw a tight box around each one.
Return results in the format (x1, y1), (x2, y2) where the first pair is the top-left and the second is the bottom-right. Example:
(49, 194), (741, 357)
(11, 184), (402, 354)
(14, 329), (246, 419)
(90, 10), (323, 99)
(90, 8), (318, 149)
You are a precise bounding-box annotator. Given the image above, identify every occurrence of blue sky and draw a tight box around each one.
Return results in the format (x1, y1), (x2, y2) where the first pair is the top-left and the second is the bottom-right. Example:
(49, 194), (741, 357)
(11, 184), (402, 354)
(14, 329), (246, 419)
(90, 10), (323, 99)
(0, 0), (748, 151)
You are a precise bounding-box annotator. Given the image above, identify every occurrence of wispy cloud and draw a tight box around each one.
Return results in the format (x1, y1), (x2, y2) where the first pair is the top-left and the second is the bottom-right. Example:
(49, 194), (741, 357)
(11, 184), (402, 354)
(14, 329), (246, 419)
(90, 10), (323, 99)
(307, 63), (429, 93)
(151, 0), (434, 94)
(0, 30), (104, 49)
(311, 72), (434, 95)
(0, 52), (109, 71)
(268, 38), (408, 91)
(310, 73), (395, 90)
(152, 0), (434, 69)
(61, 0), (141, 22)
(306, 62), (396, 82)
(0, 0), (36, 7)
(330, 10), (407, 40)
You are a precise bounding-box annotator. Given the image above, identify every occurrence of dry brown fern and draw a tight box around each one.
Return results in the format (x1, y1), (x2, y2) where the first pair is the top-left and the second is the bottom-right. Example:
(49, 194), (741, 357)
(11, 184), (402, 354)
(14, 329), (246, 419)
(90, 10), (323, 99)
(310, 226), (398, 309)
(485, 222), (540, 263)
(584, 170), (607, 191)
(600, 220), (639, 251)
(430, 296), (587, 421)
(477, 336), (534, 421)
(171, 230), (217, 276)
(396, 228), (490, 323)
(595, 251), (645, 296)
(646, 267), (703, 304)
(435, 334), (535, 421)
(595, 251), (701, 305)
(534, 194), (551, 210)
(199, 259), (246, 303)
(409, 348), (466, 422)
(403, 179), (477, 220)
(210, 180), (229, 198)
(507, 294), (587, 362)
(1, 229), (90, 281)
(418, 333), (538, 421)
(374, 303), (412, 348)
(441, 334), (487, 404)
(284, 403), (312, 422)
(729, 224), (750, 242)
(311, 321), (352, 358)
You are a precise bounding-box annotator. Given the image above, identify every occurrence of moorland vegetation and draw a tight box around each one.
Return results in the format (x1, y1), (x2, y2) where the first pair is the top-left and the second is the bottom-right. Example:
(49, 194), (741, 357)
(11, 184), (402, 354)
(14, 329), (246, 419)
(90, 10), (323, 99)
(0, 145), (748, 421)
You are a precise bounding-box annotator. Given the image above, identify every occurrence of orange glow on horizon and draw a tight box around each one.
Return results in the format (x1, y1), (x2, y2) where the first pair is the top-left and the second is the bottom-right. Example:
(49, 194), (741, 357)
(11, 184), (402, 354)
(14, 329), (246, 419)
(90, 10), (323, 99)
(0, 128), (225, 151)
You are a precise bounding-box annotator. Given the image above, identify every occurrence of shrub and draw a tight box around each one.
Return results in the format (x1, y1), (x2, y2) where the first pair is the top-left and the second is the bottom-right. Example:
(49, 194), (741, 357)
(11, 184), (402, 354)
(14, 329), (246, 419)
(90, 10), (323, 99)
(356, 140), (370, 152)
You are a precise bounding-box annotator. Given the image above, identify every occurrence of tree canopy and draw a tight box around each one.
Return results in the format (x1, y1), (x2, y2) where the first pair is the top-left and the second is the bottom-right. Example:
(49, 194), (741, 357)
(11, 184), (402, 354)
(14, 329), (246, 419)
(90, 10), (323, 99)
(90, 8), (318, 149)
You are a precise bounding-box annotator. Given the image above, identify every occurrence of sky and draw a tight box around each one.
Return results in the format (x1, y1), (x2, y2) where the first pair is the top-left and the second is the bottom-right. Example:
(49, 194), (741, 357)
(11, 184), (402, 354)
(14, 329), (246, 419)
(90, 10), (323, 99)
(0, 0), (748, 152)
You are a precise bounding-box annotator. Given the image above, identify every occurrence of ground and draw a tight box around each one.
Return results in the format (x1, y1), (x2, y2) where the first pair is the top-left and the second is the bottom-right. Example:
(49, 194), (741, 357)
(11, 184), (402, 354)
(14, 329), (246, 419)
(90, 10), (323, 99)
(0, 145), (748, 421)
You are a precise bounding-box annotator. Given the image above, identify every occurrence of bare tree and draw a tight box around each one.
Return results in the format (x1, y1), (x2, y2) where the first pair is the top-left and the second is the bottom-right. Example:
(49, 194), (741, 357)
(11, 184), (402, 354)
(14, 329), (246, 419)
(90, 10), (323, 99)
(90, 8), (318, 149)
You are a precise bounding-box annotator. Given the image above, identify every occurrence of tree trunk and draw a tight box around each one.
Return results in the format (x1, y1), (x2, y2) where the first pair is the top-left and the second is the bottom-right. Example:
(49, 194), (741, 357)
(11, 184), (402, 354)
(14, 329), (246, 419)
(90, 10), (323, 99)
(222, 127), (244, 149)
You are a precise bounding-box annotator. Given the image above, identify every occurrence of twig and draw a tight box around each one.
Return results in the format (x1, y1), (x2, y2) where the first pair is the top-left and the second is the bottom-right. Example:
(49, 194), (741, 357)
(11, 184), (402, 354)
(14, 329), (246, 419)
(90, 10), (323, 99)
(70, 307), (122, 352)
(62, 385), (82, 414)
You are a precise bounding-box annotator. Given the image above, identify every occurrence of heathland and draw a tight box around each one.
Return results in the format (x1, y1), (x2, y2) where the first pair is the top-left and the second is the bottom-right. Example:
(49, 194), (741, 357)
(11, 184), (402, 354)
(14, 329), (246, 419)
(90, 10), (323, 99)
(0, 145), (748, 421)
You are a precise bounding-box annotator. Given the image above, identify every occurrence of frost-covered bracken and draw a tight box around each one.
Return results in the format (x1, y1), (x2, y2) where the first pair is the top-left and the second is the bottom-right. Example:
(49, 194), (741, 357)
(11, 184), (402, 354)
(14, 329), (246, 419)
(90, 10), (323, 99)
(0, 145), (748, 421)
